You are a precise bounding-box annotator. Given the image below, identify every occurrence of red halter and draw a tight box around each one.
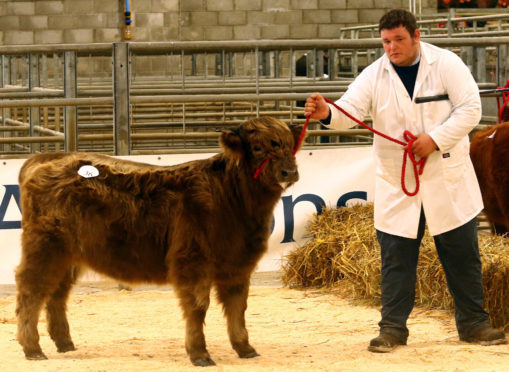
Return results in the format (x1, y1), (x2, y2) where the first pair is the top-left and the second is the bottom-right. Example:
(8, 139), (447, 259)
(253, 123), (307, 180)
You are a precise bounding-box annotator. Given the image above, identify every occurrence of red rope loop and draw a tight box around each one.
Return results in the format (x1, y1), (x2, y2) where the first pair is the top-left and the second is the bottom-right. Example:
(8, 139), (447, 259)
(401, 130), (427, 196)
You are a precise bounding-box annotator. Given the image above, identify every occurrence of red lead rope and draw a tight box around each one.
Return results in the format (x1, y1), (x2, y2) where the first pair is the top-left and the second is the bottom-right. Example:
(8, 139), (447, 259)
(497, 80), (509, 123)
(288, 97), (426, 196)
(254, 97), (427, 196)
(322, 98), (426, 196)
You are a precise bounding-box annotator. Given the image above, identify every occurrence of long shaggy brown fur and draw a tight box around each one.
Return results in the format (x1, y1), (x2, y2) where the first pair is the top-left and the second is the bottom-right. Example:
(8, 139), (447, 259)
(470, 121), (509, 234)
(15, 117), (304, 366)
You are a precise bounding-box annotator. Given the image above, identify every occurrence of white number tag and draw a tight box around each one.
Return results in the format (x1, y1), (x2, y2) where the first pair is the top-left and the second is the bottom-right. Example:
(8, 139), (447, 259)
(78, 165), (99, 178)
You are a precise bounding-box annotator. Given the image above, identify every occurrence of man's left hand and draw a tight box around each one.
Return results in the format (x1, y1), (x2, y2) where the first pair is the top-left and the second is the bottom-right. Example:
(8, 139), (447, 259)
(404, 134), (437, 158)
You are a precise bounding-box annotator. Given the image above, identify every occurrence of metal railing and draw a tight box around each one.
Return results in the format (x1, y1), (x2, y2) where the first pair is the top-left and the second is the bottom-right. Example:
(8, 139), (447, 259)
(339, 12), (509, 39)
(1, 37), (508, 157)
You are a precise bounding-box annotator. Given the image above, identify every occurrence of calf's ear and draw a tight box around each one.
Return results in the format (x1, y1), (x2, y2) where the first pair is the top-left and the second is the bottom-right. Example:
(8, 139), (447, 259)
(289, 124), (305, 153)
(219, 128), (244, 160)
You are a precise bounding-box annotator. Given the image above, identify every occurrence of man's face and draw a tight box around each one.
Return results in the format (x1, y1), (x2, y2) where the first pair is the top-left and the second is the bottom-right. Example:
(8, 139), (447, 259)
(381, 26), (421, 67)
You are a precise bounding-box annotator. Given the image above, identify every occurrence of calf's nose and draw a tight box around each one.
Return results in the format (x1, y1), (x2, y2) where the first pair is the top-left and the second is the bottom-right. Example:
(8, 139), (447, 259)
(281, 168), (299, 182)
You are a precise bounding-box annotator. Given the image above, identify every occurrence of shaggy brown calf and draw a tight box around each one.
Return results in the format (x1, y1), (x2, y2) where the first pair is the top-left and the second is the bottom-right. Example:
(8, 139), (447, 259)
(15, 117), (303, 366)
(470, 121), (509, 234)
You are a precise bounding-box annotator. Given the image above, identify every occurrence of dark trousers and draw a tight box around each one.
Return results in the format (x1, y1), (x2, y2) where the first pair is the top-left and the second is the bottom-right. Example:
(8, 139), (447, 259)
(375, 209), (490, 340)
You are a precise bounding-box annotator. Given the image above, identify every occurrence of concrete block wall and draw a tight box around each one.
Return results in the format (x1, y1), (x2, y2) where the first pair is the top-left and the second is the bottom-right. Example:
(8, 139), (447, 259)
(0, 0), (437, 45)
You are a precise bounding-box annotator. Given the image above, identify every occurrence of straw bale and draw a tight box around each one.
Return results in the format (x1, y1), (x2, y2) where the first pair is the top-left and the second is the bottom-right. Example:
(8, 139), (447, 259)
(282, 203), (509, 329)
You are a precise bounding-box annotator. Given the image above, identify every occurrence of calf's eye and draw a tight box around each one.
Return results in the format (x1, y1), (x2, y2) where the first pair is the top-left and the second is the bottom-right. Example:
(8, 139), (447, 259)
(271, 140), (280, 148)
(253, 145), (262, 152)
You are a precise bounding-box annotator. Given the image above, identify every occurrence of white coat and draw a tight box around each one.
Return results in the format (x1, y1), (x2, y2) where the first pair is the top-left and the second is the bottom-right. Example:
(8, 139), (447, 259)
(326, 41), (483, 238)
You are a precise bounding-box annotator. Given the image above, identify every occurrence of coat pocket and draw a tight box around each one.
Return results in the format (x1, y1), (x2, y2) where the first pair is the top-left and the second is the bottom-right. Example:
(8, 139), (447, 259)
(440, 147), (467, 187)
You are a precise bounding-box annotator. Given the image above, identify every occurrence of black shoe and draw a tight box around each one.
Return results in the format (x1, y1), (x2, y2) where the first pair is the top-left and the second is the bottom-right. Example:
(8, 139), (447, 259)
(368, 333), (407, 353)
(460, 327), (507, 346)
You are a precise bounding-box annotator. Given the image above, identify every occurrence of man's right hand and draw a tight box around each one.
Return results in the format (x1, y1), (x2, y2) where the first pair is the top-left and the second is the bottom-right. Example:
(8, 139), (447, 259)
(304, 93), (330, 120)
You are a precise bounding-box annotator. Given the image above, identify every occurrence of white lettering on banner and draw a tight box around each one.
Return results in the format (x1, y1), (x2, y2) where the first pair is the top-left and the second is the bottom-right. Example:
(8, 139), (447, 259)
(0, 148), (375, 283)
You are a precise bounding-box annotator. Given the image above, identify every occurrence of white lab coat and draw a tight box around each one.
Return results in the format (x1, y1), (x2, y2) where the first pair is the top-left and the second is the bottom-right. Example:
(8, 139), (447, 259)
(326, 41), (483, 238)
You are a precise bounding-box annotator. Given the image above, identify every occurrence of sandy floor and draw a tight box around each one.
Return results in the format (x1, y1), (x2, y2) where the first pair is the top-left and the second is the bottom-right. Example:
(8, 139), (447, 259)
(1, 272), (508, 372)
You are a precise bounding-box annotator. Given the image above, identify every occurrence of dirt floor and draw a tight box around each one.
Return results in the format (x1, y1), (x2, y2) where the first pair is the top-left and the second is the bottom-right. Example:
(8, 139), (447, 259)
(1, 271), (508, 372)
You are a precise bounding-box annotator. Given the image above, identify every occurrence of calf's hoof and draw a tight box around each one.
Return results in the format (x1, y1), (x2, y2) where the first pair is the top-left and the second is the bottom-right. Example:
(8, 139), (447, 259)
(191, 356), (216, 367)
(240, 350), (260, 359)
(234, 343), (260, 359)
(24, 350), (48, 360)
(57, 342), (76, 353)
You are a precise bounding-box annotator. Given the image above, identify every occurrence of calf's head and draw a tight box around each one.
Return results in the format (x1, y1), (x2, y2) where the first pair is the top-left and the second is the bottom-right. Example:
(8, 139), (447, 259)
(220, 117), (304, 191)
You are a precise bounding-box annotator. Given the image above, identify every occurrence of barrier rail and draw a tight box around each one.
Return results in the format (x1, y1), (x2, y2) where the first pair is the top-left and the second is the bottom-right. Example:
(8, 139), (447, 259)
(1, 38), (508, 157)
(339, 13), (509, 39)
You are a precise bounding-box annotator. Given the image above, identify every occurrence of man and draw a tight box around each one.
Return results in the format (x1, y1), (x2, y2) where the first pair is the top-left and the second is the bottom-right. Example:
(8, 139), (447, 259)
(305, 9), (506, 352)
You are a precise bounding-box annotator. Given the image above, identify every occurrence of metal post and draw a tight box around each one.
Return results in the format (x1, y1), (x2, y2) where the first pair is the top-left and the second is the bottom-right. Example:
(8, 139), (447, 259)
(366, 47), (373, 66)
(41, 54), (48, 87)
(289, 48), (294, 123)
(181, 50), (185, 90)
(447, 9), (455, 38)
(181, 50), (186, 138)
(191, 54), (197, 76)
(306, 50), (315, 78)
(22, 55), (28, 87)
(228, 51), (235, 77)
(289, 48), (294, 86)
(215, 52), (223, 76)
(0, 55), (5, 152)
(316, 49), (324, 78)
(258, 51), (270, 76)
(352, 49), (359, 77)
(274, 51), (280, 109)
(498, 44), (508, 87)
(265, 51), (271, 76)
(328, 48), (336, 81)
(64, 51), (77, 152)
(273, 50), (280, 78)
(52, 53), (60, 89)
(475, 47), (486, 83)
(29, 53), (41, 153)
(461, 46), (474, 75)
(205, 52), (209, 78)
(255, 47), (260, 117)
(11, 56), (18, 86)
(113, 42), (130, 155)
(221, 50), (226, 84)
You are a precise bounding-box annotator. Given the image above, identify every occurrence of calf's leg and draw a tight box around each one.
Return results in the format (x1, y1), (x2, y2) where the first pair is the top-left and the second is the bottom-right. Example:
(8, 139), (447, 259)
(15, 230), (70, 359)
(176, 283), (214, 366)
(46, 267), (79, 353)
(216, 280), (259, 358)
(15, 288), (47, 360)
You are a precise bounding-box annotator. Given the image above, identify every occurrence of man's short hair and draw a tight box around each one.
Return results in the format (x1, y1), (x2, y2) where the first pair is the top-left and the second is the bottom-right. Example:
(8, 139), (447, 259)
(379, 9), (418, 36)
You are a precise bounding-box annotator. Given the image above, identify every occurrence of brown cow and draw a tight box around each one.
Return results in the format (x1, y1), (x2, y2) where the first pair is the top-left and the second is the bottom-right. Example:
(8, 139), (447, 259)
(470, 121), (509, 234)
(15, 117), (303, 366)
